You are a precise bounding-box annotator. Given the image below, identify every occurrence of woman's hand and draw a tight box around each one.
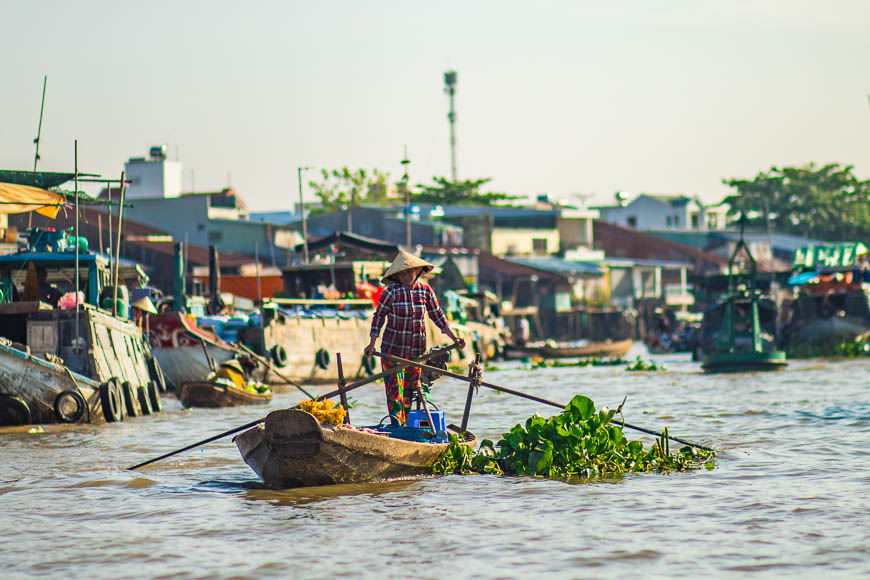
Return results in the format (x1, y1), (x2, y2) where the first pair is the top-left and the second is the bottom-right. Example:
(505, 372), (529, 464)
(364, 340), (376, 358)
(452, 335), (466, 350)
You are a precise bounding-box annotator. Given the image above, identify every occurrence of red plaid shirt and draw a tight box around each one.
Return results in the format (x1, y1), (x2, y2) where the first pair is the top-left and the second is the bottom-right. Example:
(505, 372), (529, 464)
(369, 282), (450, 358)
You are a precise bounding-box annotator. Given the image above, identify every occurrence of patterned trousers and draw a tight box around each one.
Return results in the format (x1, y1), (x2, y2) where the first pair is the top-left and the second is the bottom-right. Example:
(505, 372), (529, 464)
(382, 358), (421, 426)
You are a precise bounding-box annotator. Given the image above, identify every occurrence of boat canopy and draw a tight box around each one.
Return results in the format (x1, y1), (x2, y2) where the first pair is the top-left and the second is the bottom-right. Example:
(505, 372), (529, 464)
(0, 182), (65, 218)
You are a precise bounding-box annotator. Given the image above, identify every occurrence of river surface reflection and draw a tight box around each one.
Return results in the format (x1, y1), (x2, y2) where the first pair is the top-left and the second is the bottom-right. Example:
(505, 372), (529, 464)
(2, 347), (869, 578)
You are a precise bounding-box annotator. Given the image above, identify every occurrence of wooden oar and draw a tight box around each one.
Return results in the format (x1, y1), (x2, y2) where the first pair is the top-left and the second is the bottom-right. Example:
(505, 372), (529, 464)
(375, 352), (715, 452)
(126, 344), (460, 471)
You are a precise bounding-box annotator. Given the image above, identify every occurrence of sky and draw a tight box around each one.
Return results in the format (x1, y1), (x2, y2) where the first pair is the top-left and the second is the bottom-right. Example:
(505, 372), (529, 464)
(2, 0), (869, 211)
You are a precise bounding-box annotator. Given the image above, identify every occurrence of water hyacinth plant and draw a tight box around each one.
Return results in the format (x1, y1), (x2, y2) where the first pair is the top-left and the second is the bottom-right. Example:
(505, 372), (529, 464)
(524, 357), (625, 370)
(432, 395), (714, 479)
(626, 355), (664, 371)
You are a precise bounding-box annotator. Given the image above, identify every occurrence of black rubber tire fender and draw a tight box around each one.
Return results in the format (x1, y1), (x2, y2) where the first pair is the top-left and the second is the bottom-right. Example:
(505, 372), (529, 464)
(53, 390), (86, 423)
(99, 379), (123, 422)
(147, 356), (168, 393)
(147, 381), (162, 413)
(137, 385), (153, 415)
(271, 344), (289, 368)
(0, 394), (32, 426)
(122, 381), (139, 417)
(315, 348), (330, 370)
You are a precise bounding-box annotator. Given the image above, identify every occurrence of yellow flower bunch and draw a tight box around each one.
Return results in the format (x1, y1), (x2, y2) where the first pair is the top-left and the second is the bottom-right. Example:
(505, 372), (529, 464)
(297, 398), (347, 426)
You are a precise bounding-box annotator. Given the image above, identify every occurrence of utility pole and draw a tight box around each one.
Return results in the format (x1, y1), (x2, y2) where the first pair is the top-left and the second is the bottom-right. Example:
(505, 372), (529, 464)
(444, 70), (458, 181)
(297, 166), (310, 264)
(401, 146), (411, 247)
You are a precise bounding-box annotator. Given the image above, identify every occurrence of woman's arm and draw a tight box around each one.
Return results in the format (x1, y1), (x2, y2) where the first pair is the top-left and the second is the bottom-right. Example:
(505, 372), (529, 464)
(425, 287), (465, 349)
(365, 287), (393, 356)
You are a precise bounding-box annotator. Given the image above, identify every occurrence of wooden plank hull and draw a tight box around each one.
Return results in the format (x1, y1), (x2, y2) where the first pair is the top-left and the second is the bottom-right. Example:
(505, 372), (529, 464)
(234, 409), (476, 488)
(505, 338), (633, 360)
(176, 380), (272, 408)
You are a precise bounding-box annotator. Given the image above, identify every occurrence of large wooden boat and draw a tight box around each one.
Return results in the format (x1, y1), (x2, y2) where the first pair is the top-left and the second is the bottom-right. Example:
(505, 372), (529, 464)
(235, 298), (502, 384)
(234, 409), (476, 488)
(176, 379), (272, 408)
(0, 230), (166, 425)
(505, 338), (633, 360)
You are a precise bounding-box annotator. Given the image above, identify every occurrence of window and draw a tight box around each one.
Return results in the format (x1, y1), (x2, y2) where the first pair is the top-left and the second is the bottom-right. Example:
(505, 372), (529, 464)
(691, 214), (700, 228)
(666, 216), (672, 227)
(532, 238), (547, 253)
(627, 216), (637, 228)
(208, 231), (223, 243)
(674, 215), (680, 227)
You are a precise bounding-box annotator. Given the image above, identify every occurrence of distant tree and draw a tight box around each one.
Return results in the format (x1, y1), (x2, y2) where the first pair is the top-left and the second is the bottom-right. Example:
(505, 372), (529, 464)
(308, 168), (391, 214)
(723, 163), (870, 242)
(411, 177), (519, 206)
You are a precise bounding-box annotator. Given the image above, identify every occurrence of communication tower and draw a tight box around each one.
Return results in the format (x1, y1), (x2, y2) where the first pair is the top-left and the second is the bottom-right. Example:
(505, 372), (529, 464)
(444, 70), (458, 181)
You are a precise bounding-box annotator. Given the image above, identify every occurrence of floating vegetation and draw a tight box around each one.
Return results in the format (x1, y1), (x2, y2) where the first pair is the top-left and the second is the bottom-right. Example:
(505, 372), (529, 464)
(788, 337), (870, 359)
(432, 395), (714, 478)
(626, 355), (665, 371)
(524, 357), (626, 370)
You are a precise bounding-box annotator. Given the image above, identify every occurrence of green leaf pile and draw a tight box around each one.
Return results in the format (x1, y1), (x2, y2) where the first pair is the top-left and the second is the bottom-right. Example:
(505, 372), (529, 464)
(432, 395), (714, 479)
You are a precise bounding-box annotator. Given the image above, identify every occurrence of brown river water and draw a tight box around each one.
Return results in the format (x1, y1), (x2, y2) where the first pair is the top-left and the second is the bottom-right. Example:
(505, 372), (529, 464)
(2, 346), (869, 579)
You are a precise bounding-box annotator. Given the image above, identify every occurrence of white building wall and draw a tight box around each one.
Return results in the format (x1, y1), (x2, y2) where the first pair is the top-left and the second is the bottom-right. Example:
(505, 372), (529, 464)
(125, 158), (183, 199)
(491, 228), (560, 255)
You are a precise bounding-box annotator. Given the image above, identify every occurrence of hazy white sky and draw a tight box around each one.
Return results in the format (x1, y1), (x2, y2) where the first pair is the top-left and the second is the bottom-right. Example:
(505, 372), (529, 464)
(2, 0), (868, 210)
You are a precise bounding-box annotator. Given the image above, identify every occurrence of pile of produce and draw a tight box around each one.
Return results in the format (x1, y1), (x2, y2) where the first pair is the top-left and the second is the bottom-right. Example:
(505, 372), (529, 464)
(297, 398), (347, 426)
(432, 394), (714, 479)
(245, 382), (271, 394)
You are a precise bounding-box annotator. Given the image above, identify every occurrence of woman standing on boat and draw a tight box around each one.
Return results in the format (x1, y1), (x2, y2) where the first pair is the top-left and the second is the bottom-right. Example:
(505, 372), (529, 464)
(364, 251), (464, 426)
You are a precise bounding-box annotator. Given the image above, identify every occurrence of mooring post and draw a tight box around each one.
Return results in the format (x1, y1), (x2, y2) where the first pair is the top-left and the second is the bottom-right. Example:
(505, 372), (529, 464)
(336, 353), (350, 424)
(461, 353), (482, 432)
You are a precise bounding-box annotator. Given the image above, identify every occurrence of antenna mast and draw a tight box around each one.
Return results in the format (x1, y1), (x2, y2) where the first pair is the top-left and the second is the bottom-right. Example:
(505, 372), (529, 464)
(33, 76), (47, 171)
(444, 70), (458, 181)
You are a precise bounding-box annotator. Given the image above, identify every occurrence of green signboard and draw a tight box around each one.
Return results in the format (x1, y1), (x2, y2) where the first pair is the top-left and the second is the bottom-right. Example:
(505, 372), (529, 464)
(792, 242), (868, 268)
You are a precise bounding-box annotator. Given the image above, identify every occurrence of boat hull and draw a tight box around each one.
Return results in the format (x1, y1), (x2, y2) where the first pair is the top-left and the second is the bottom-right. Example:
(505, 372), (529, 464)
(149, 312), (239, 390)
(234, 409), (475, 488)
(0, 340), (105, 425)
(176, 380), (272, 408)
(702, 351), (788, 373)
(505, 338), (633, 360)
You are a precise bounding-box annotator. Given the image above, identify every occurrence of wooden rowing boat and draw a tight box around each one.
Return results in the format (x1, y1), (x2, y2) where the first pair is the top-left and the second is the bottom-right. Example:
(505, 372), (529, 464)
(234, 409), (476, 488)
(505, 338), (633, 360)
(176, 380), (272, 408)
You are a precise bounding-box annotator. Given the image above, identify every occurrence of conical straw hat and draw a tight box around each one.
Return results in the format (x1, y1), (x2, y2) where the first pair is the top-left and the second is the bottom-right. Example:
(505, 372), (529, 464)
(131, 296), (157, 314)
(382, 250), (435, 284)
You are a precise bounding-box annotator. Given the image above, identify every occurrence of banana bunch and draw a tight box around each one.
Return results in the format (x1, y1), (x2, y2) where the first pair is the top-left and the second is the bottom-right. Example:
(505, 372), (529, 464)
(297, 398), (346, 426)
